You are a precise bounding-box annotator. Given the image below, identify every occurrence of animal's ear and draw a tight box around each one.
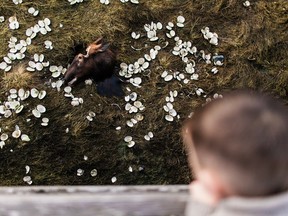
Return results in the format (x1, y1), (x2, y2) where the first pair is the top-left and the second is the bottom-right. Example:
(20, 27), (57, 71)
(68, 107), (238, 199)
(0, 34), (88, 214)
(94, 37), (104, 45)
(98, 43), (110, 52)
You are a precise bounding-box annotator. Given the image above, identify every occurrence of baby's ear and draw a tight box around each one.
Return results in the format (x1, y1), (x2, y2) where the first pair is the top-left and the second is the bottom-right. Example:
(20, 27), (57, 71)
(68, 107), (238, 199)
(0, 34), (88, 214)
(191, 169), (227, 205)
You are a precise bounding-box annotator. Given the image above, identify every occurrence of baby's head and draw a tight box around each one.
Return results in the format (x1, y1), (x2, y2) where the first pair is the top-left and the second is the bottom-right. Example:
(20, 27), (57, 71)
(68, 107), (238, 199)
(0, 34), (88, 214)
(182, 91), (288, 198)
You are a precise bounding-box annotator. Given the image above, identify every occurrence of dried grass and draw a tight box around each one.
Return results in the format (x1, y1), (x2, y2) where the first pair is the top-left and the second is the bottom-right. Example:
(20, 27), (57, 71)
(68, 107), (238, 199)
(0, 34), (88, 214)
(0, 0), (287, 185)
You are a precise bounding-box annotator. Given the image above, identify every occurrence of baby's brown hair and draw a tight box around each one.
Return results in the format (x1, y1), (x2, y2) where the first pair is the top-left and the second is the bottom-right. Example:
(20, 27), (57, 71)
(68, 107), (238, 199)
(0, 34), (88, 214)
(183, 91), (288, 196)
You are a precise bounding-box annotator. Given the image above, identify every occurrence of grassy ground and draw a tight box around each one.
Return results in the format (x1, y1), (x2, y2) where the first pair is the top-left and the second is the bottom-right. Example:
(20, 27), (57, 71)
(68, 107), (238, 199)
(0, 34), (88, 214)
(0, 0), (287, 185)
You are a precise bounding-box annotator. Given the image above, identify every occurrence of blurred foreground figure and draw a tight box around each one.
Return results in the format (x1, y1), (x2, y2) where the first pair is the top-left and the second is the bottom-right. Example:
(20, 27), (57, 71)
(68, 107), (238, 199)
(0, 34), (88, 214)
(182, 91), (288, 216)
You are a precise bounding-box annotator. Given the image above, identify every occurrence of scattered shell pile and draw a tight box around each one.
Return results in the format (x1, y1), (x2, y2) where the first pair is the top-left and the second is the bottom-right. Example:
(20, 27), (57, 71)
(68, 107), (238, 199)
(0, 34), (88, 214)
(0, 0), (226, 184)
(23, 165), (32, 185)
(117, 15), (224, 150)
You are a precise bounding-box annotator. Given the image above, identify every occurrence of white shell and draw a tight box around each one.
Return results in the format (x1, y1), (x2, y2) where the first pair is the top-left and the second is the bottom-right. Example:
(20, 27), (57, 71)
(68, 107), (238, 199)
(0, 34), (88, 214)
(133, 77), (142, 85)
(0, 133), (8, 141)
(144, 135), (150, 141)
(111, 176), (117, 183)
(38, 90), (46, 99)
(35, 62), (44, 71)
(133, 101), (142, 109)
(25, 165), (30, 174)
(77, 168), (84, 176)
(126, 120), (134, 127)
(32, 109), (41, 118)
(30, 88), (39, 98)
(164, 74), (173, 81)
(12, 129), (21, 138)
(88, 111), (96, 117)
(15, 105), (24, 114)
(210, 37), (218, 45)
(21, 134), (30, 142)
(161, 71), (168, 78)
(127, 141), (135, 148)
(165, 115), (174, 122)
(90, 169), (98, 177)
(64, 86), (72, 93)
(148, 132), (154, 138)
(86, 116), (93, 121)
(36, 105), (46, 113)
(42, 117), (49, 123)
(124, 136), (132, 142)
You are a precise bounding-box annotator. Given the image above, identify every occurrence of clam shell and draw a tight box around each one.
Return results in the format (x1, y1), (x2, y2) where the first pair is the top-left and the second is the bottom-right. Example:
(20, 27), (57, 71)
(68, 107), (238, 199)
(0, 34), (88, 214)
(39, 54), (45, 62)
(144, 135), (150, 141)
(156, 22), (162, 29)
(142, 62), (149, 69)
(32, 109), (41, 118)
(88, 111), (96, 117)
(144, 54), (151, 61)
(28, 61), (36, 68)
(133, 77), (142, 85)
(21, 134), (30, 142)
(38, 90), (46, 99)
(42, 117), (49, 123)
(9, 88), (17, 94)
(34, 54), (39, 62)
(125, 103), (132, 111)
(169, 109), (177, 117)
(44, 18), (51, 26)
(4, 110), (12, 118)
(135, 113), (144, 121)
(161, 71), (168, 78)
(36, 105), (46, 113)
(12, 129), (21, 138)
(40, 28), (47, 35)
(64, 86), (72, 93)
(90, 169), (98, 177)
(0, 105), (5, 114)
(133, 101), (142, 108)
(126, 120), (134, 127)
(28, 7), (36, 14)
(23, 176), (31, 182)
(167, 102), (173, 110)
(164, 74), (173, 81)
(130, 106), (138, 113)
(137, 58), (145, 65)
(168, 22), (174, 27)
(127, 141), (135, 148)
(15, 105), (24, 114)
(25, 165), (30, 174)
(0, 62), (8, 70)
(148, 132), (154, 138)
(30, 88), (39, 98)
(77, 169), (84, 176)
(16, 53), (25, 59)
(210, 37), (218, 45)
(4, 57), (12, 64)
(86, 116), (93, 121)
(111, 176), (117, 183)
(71, 100), (79, 106)
(0, 133), (8, 141)
(26, 67), (35, 72)
(124, 136), (132, 142)
(131, 118), (138, 124)
(163, 105), (169, 112)
(35, 62), (43, 71)
(165, 115), (174, 122)
(18, 88), (25, 98)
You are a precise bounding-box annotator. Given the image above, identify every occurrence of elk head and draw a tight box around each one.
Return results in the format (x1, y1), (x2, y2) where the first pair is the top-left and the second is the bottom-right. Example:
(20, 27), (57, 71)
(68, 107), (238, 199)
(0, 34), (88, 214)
(63, 38), (116, 86)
